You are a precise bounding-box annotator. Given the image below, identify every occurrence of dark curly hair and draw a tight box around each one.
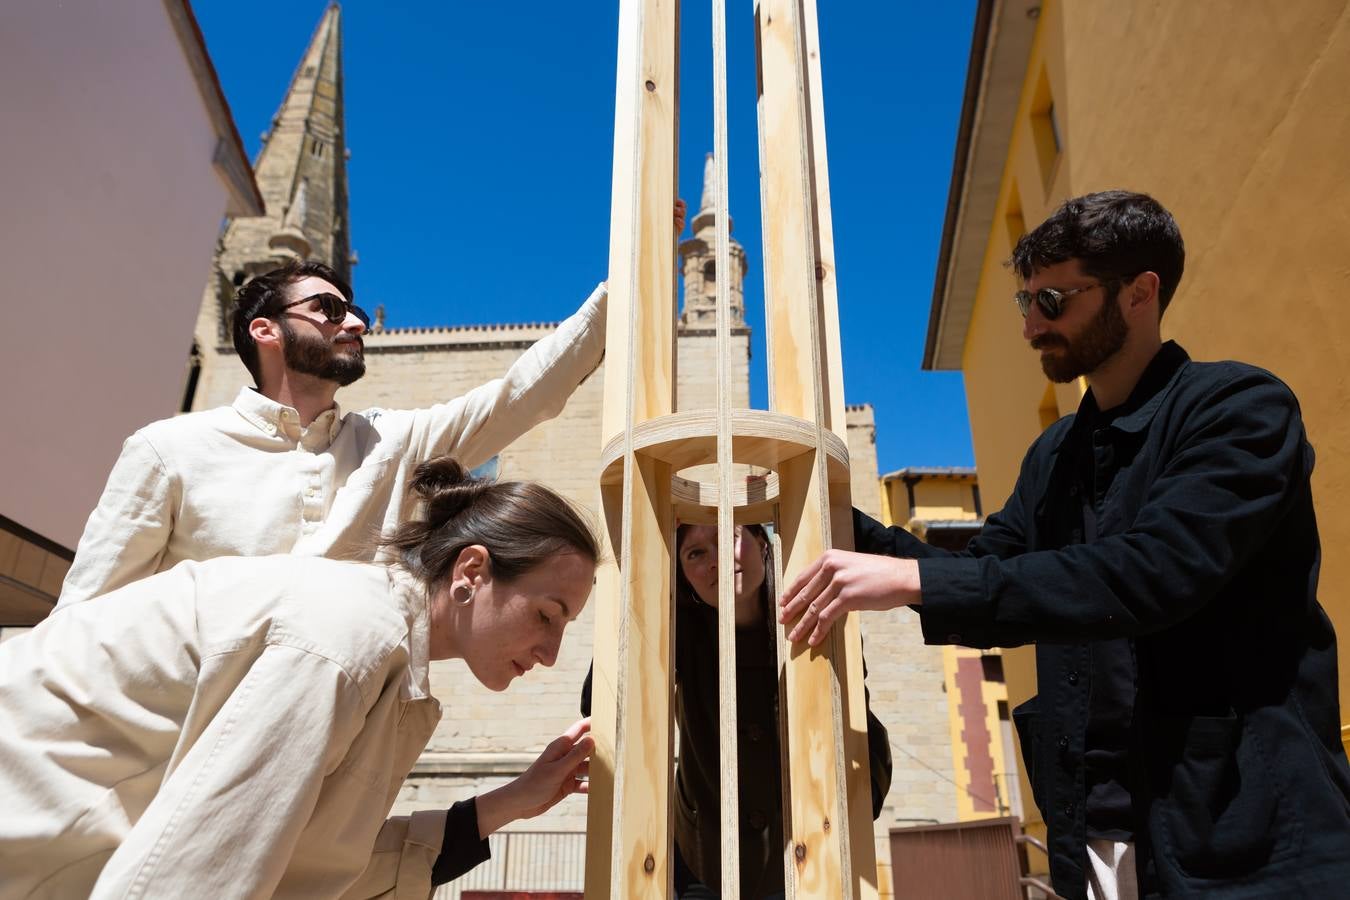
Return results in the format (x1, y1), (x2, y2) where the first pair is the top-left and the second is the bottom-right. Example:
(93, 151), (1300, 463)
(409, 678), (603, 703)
(1010, 190), (1186, 314)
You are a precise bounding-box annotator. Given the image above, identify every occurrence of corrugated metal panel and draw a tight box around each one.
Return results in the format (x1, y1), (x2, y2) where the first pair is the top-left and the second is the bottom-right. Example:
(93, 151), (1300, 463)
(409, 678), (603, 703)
(889, 817), (1023, 900)
(438, 832), (585, 900)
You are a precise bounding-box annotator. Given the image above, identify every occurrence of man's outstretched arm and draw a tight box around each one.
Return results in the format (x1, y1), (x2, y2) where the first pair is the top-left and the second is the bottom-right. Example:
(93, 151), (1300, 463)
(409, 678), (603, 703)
(783, 373), (1307, 650)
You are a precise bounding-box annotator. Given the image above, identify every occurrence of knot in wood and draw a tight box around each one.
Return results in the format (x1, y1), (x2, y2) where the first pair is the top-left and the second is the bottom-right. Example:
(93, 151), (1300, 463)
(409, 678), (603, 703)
(794, 843), (807, 862)
(643, 854), (656, 874)
(645, 80), (656, 92)
(815, 264), (826, 280)
(822, 817), (831, 832)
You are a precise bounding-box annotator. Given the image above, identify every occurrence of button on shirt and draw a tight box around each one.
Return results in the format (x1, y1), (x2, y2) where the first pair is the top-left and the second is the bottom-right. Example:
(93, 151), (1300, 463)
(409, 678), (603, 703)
(58, 284), (607, 607)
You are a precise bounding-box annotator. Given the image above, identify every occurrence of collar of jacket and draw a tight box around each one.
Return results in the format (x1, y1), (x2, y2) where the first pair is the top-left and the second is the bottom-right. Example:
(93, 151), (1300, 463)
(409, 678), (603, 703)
(232, 385), (344, 446)
(1034, 342), (1190, 526)
(387, 564), (435, 702)
(1049, 341), (1191, 455)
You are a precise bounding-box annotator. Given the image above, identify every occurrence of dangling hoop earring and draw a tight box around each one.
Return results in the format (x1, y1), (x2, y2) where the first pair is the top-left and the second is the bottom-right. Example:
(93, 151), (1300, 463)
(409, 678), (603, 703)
(454, 583), (476, 606)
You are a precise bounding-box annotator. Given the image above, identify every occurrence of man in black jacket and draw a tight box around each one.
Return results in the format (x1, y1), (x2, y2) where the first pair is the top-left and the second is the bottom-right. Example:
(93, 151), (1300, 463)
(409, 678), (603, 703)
(779, 191), (1350, 899)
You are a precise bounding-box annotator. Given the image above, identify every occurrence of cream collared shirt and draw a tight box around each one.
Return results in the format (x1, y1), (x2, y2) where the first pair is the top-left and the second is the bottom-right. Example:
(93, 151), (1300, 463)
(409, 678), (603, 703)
(1, 556), (443, 899)
(58, 284), (606, 607)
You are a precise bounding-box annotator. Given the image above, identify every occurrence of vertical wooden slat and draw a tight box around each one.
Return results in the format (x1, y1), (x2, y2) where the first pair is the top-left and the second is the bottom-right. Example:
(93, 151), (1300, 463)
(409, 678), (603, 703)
(774, 450), (847, 898)
(798, 0), (880, 893)
(710, 0), (741, 894)
(586, 0), (680, 897)
(757, 0), (872, 895)
(756, 0), (847, 887)
(771, 530), (798, 900)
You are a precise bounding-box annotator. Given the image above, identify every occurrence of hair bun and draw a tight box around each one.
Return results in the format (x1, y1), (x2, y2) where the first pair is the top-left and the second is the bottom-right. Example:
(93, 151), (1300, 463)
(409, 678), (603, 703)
(410, 458), (491, 526)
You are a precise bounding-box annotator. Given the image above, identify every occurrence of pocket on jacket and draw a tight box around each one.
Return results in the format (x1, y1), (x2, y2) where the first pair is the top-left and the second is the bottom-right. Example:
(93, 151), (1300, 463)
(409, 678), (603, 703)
(1012, 696), (1044, 815)
(1152, 713), (1289, 880)
(673, 776), (703, 882)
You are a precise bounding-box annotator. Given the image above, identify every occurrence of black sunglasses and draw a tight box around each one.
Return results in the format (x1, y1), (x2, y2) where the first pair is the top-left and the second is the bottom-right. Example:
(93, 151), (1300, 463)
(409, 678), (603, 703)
(1013, 282), (1106, 320)
(279, 292), (370, 328)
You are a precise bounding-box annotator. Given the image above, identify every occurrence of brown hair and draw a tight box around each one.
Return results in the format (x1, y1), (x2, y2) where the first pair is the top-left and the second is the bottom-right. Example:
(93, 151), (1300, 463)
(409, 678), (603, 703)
(1009, 190), (1186, 315)
(384, 458), (600, 591)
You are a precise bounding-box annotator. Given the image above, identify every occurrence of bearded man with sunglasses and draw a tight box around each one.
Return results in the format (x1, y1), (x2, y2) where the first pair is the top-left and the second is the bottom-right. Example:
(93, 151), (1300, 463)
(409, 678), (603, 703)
(779, 191), (1350, 899)
(57, 207), (678, 605)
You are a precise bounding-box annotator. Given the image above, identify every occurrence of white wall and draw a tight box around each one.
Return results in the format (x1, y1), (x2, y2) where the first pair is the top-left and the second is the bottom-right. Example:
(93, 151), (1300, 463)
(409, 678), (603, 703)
(0, 1), (236, 548)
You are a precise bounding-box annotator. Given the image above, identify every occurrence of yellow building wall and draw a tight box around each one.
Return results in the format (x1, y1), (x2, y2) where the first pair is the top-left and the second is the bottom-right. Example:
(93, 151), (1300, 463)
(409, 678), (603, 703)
(953, 0), (1350, 852)
(914, 481), (975, 521)
(941, 646), (1017, 822)
(882, 477), (982, 526)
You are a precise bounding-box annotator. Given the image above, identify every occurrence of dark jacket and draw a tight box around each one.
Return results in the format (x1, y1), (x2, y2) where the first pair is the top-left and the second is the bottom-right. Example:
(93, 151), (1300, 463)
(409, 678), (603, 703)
(581, 597), (893, 898)
(854, 342), (1350, 899)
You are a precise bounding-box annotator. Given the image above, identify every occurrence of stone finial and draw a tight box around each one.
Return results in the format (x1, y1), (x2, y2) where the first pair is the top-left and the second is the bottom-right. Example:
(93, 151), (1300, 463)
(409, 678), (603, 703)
(698, 152), (716, 216)
(689, 152), (730, 236)
(282, 178), (308, 231)
(267, 178), (313, 259)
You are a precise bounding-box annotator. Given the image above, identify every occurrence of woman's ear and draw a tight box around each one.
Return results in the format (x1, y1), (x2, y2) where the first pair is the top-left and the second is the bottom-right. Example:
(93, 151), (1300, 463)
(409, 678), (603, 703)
(452, 544), (491, 588)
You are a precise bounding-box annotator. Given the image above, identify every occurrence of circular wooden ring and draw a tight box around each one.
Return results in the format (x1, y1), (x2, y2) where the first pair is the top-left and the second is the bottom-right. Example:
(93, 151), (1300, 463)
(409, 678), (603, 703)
(599, 409), (850, 523)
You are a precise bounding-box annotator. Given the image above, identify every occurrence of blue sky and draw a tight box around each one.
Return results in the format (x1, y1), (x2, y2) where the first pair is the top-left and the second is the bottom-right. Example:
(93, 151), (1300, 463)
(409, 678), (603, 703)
(194, 1), (979, 473)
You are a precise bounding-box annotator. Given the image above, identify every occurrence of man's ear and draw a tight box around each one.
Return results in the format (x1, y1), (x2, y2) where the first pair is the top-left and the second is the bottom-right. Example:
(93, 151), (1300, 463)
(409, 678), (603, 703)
(249, 317), (283, 351)
(1127, 271), (1161, 318)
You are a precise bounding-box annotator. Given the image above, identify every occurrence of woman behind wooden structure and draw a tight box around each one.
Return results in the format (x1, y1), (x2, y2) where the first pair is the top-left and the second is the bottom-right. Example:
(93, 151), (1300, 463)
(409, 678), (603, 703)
(584, 0), (882, 897)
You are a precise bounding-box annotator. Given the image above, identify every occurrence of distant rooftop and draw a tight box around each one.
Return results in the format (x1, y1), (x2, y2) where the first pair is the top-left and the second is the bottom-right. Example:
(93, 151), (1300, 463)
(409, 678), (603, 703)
(882, 466), (977, 481)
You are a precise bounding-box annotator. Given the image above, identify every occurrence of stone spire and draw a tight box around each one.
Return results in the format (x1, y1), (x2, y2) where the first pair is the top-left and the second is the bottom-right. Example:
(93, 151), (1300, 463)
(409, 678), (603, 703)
(186, 4), (353, 411)
(678, 152), (747, 329)
(201, 3), (351, 333)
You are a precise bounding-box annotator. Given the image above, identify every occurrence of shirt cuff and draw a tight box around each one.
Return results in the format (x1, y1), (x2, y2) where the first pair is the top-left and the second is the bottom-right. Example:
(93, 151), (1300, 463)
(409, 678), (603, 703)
(430, 798), (492, 886)
(915, 555), (995, 647)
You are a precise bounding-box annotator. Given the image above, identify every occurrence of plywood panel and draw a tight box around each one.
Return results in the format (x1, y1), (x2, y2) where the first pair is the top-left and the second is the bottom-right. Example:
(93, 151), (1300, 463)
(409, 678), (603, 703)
(586, 0), (680, 896)
(757, 0), (873, 894)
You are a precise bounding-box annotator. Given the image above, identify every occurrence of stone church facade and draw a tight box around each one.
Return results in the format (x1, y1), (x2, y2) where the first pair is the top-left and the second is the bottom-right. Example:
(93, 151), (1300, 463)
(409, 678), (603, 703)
(186, 6), (956, 892)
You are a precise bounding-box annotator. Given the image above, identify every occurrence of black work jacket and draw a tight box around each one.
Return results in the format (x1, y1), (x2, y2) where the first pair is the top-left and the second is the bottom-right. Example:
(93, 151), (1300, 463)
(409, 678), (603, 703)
(854, 343), (1350, 899)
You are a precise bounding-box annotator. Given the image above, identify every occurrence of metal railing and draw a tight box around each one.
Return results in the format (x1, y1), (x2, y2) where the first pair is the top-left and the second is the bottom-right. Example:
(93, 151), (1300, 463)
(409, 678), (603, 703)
(435, 831), (585, 900)
(1015, 832), (1066, 900)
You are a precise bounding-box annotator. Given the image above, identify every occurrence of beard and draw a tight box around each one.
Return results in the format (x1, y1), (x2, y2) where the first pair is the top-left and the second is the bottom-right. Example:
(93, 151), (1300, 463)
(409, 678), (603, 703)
(1031, 291), (1127, 383)
(279, 319), (366, 386)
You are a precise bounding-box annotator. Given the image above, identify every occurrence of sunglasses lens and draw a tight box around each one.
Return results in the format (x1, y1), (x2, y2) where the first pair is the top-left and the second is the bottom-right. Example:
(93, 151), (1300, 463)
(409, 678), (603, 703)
(1014, 291), (1032, 317)
(1036, 289), (1062, 320)
(352, 305), (371, 328)
(314, 295), (340, 323)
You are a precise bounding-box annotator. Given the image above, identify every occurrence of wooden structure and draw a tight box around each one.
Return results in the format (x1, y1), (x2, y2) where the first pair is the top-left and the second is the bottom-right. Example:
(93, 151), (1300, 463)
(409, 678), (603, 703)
(584, 0), (877, 896)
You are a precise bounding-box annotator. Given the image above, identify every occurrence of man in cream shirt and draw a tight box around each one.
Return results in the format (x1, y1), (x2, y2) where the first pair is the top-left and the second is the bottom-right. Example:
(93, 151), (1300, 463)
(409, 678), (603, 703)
(57, 252), (634, 606)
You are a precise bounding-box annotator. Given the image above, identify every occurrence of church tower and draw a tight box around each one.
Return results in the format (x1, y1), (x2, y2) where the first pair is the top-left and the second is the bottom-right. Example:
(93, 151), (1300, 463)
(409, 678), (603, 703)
(185, 4), (350, 411)
(678, 153), (748, 328)
(674, 153), (751, 412)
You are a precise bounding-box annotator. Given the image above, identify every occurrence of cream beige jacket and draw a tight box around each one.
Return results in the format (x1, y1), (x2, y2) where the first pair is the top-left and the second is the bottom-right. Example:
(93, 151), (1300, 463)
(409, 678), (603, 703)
(0, 556), (445, 899)
(58, 284), (606, 607)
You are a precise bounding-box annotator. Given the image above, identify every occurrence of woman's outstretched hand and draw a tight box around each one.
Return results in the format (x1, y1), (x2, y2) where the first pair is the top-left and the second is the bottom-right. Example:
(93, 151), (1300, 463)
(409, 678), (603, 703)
(474, 718), (594, 839)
